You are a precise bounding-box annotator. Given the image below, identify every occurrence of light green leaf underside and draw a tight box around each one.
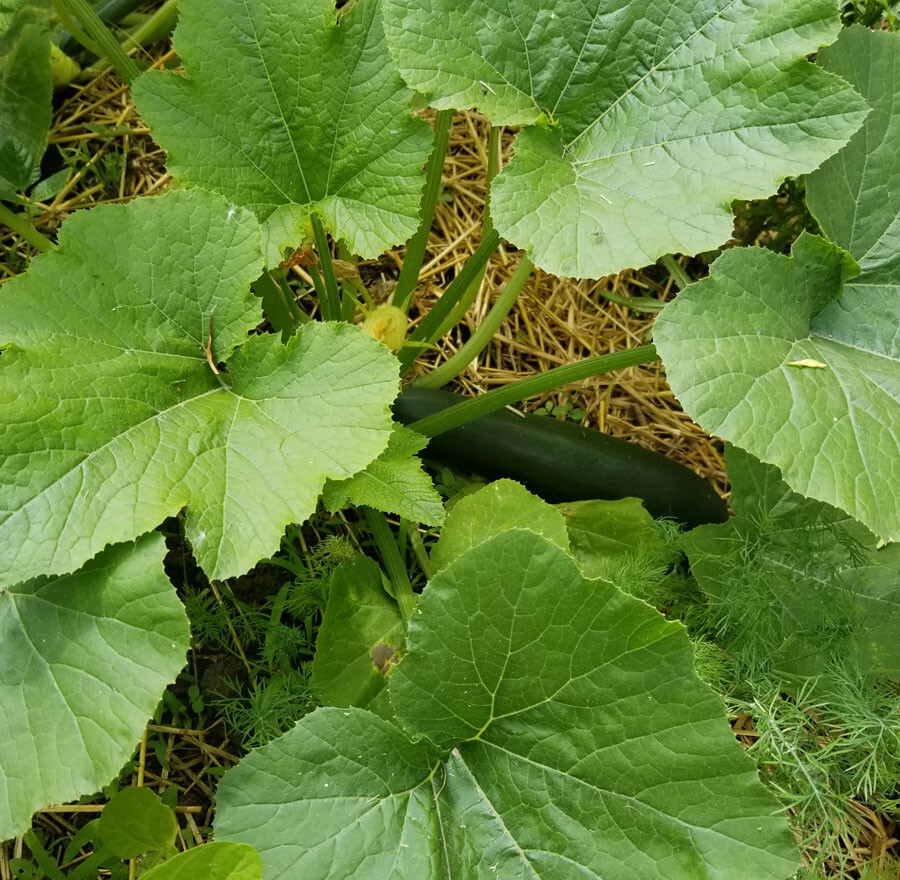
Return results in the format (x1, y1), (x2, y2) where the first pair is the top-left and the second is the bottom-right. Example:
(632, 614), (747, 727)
(0, 534), (189, 840)
(0, 189), (400, 585)
(430, 479), (568, 571)
(654, 232), (900, 541)
(309, 555), (404, 709)
(559, 496), (660, 581)
(141, 843), (262, 880)
(383, 0), (867, 279)
(100, 788), (177, 859)
(684, 448), (900, 679)
(0, 13), (52, 197)
(133, 0), (432, 264)
(217, 530), (798, 880)
(322, 426), (445, 526)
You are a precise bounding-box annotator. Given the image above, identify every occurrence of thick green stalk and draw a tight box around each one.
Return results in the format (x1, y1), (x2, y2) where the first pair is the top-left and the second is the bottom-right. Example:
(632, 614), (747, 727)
(361, 507), (416, 625)
(336, 240), (364, 322)
(409, 344), (659, 437)
(79, 0), (178, 81)
(660, 253), (692, 290)
(393, 109), (454, 313)
(434, 124), (503, 338)
(406, 523), (434, 581)
(310, 214), (341, 321)
(58, 0), (140, 82)
(119, 0), (178, 51)
(0, 203), (55, 252)
(397, 228), (501, 371)
(59, 0), (148, 54)
(53, 1), (101, 55)
(415, 256), (534, 389)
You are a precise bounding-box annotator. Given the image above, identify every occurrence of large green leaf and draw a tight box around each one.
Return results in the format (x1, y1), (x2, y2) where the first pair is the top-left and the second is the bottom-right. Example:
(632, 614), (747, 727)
(322, 426), (445, 527)
(0, 534), (190, 840)
(654, 230), (900, 541)
(133, 0), (432, 263)
(684, 448), (900, 679)
(656, 26), (900, 540)
(0, 7), (52, 198)
(560, 496), (662, 581)
(430, 478), (568, 571)
(0, 189), (400, 585)
(217, 530), (799, 879)
(383, 0), (867, 279)
(99, 788), (177, 860)
(309, 554), (404, 709)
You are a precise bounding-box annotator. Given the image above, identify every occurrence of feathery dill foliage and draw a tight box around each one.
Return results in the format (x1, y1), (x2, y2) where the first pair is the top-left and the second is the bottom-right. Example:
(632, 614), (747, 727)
(187, 529), (356, 747)
(730, 669), (900, 873)
(696, 511), (870, 680)
(217, 669), (317, 750)
(606, 515), (900, 876)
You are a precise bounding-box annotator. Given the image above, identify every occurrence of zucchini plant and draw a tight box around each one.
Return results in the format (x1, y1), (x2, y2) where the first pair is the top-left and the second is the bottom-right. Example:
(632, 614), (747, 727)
(1, 0), (898, 877)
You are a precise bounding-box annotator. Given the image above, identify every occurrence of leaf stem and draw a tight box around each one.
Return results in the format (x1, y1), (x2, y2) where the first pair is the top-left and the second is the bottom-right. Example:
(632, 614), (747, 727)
(406, 522), (434, 580)
(310, 214), (341, 321)
(118, 0), (178, 51)
(78, 0), (178, 80)
(361, 507), (416, 625)
(397, 228), (501, 371)
(58, 0), (141, 82)
(393, 109), (454, 314)
(0, 203), (55, 252)
(53, 1), (102, 55)
(660, 253), (691, 290)
(596, 286), (666, 312)
(433, 124), (502, 338)
(415, 255), (534, 389)
(408, 344), (659, 437)
(252, 268), (303, 339)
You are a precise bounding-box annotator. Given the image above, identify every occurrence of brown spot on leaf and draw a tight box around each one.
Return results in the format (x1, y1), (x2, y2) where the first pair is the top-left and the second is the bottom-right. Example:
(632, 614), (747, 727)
(370, 641), (399, 675)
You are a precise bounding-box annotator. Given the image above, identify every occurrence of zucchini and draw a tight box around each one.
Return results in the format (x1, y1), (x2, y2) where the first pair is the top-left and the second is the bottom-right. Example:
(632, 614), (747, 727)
(394, 387), (728, 528)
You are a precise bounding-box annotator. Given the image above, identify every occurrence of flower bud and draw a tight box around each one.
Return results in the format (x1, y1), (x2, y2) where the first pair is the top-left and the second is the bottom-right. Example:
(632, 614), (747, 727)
(363, 305), (406, 352)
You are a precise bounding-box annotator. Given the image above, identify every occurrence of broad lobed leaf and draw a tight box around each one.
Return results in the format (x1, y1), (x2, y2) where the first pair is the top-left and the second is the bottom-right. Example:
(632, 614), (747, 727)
(559, 496), (662, 581)
(656, 27), (900, 540)
(807, 26), (900, 268)
(99, 787), (177, 860)
(384, 0), (868, 278)
(0, 534), (190, 840)
(217, 529), (799, 880)
(0, 189), (400, 584)
(654, 231), (899, 541)
(430, 478), (568, 571)
(133, 0), (433, 264)
(322, 425), (445, 527)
